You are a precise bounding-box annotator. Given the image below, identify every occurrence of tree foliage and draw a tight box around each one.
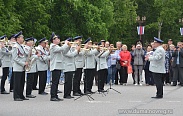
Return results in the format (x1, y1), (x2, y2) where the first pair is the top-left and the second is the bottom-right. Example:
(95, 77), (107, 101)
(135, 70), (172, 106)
(0, 0), (183, 46)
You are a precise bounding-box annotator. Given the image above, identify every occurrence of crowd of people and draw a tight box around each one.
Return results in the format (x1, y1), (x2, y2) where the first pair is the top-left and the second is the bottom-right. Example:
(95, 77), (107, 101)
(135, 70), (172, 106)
(0, 31), (182, 101)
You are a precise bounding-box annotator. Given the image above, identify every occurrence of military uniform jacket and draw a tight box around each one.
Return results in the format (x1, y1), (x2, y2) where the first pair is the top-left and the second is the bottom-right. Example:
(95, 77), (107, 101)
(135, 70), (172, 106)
(75, 49), (86, 69)
(50, 43), (70, 71)
(63, 48), (78, 72)
(149, 46), (166, 73)
(0, 47), (13, 68)
(24, 45), (38, 73)
(12, 42), (27, 72)
(36, 45), (49, 71)
(83, 49), (99, 69)
(96, 50), (110, 71)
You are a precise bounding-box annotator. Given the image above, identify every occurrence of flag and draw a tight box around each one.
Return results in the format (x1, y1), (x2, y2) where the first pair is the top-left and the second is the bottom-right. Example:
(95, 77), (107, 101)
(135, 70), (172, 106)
(180, 28), (183, 36)
(137, 26), (145, 35)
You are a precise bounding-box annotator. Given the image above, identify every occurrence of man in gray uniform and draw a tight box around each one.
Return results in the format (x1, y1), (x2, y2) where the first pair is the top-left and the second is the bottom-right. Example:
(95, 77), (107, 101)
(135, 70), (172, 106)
(145, 37), (166, 99)
(63, 37), (80, 99)
(12, 31), (29, 101)
(96, 46), (110, 92)
(24, 37), (41, 98)
(0, 35), (12, 94)
(83, 38), (99, 94)
(49, 32), (70, 101)
(36, 38), (50, 95)
(73, 36), (86, 96)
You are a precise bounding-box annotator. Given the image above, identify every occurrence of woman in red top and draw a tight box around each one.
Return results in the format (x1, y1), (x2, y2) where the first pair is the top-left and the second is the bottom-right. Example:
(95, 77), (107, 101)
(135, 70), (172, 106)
(119, 45), (131, 85)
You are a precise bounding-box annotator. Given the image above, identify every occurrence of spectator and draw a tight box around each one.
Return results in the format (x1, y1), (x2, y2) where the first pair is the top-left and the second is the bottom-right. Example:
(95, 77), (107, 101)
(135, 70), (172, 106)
(130, 45), (136, 84)
(151, 42), (156, 51)
(167, 39), (173, 50)
(107, 50), (117, 85)
(119, 45), (131, 85)
(172, 42), (183, 86)
(114, 41), (122, 85)
(144, 45), (154, 86)
(169, 44), (175, 82)
(105, 41), (110, 48)
(162, 44), (171, 85)
(133, 43), (144, 86)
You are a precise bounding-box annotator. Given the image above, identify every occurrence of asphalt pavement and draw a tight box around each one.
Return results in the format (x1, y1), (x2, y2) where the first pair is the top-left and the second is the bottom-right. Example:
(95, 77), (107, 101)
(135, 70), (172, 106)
(0, 68), (182, 116)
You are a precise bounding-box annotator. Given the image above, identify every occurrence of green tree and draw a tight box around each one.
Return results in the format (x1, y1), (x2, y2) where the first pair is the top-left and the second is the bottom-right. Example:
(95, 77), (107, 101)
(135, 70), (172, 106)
(0, 0), (21, 36)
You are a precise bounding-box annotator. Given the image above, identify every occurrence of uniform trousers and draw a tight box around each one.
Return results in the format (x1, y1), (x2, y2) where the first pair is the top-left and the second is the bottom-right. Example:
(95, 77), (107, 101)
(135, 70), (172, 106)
(84, 69), (95, 92)
(51, 70), (61, 98)
(73, 68), (82, 94)
(26, 73), (35, 95)
(98, 69), (107, 91)
(13, 71), (26, 99)
(38, 71), (47, 94)
(153, 73), (163, 97)
(64, 71), (74, 97)
(1, 67), (9, 92)
(32, 72), (38, 89)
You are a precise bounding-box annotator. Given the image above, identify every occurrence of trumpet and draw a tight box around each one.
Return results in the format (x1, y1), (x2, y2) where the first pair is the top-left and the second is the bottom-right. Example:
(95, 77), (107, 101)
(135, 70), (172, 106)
(81, 48), (90, 51)
(60, 41), (79, 45)
(111, 48), (117, 50)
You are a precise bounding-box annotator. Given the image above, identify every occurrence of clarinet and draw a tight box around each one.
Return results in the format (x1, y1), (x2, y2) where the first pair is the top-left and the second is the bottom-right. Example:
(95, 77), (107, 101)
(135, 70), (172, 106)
(33, 46), (47, 64)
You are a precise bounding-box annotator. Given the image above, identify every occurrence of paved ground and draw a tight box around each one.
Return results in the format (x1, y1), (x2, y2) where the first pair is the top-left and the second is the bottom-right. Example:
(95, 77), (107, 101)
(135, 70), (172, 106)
(0, 67), (182, 116)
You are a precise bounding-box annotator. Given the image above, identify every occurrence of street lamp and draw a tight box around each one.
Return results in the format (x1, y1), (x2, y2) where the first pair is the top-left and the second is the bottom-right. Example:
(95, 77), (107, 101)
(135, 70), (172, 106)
(158, 21), (163, 39)
(179, 18), (183, 24)
(179, 18), (183, 36)
(136, 16), (146, 41)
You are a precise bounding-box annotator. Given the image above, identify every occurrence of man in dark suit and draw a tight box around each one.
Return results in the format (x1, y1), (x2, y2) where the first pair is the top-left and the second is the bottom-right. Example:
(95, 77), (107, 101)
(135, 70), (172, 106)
(171, 42), (183, 86)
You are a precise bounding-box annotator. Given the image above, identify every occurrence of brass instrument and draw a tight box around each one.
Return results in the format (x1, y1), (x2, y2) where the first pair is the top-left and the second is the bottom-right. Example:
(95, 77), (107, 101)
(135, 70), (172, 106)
(60, 41), (79, 45)
(81, 48), (90, 51)
(111, 48), (117, 50)
(0, 37), (13, 51)
(33, 46), (47, 64)
(24, 47), (32, 72)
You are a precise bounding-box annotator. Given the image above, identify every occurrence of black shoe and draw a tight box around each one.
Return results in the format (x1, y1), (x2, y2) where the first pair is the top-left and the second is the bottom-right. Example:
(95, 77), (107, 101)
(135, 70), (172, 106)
(39, 92), (48, 95)
(10, 90), (13, 92)
(1, 91), (10, 94)
(88, 90), (95, 94)
(26, 95), (36, 98)
(14, 98), (23, 101)
(56, 97), (64, 101)
(79, 92), (84, 95)
(84, 91), (91, 94)
(57, 90), (62, 93)
(151, 96), (163, 99)
(22, 98), (29, 100)
(50, 98), (60, 101)
(64, 96), (74, 99)
(33, 88), (39, 90)
(73, 93), (81, 96)
(101, 90), (107, 92)
(171, 84), (177, 86)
